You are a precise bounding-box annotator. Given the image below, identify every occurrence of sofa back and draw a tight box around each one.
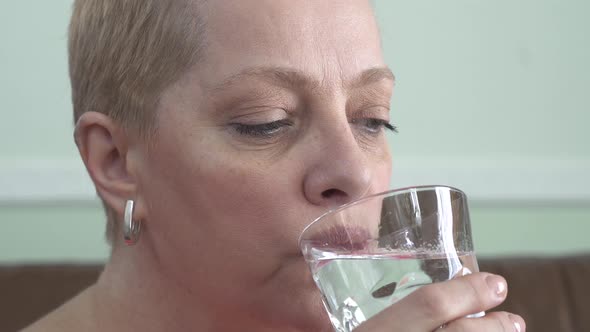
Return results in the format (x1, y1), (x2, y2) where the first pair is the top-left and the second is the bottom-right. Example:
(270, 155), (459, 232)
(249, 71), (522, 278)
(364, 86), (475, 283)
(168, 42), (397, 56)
(1, 255), (589, 331)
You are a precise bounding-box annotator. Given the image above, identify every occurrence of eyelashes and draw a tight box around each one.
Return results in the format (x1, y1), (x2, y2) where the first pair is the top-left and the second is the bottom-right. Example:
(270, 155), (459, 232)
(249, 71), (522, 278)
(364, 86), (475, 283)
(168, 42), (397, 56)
(350, 118), (398, 134)
(231, 119), (294, 138)
(230, 118), (398, 140)
(383, 122), (398, 133)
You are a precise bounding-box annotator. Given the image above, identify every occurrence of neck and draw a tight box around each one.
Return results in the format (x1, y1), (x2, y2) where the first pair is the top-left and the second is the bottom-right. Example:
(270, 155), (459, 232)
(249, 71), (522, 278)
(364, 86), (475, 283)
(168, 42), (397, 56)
(92, 239), (314, 332)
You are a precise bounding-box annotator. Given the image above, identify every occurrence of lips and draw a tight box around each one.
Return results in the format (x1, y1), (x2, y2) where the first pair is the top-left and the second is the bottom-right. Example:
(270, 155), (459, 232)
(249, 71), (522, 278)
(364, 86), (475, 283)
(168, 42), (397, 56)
(306, 225), (373, 251)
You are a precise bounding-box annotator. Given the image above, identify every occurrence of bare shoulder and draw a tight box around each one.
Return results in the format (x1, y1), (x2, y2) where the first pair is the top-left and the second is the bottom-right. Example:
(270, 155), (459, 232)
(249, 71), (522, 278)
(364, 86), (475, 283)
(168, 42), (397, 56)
(20, 287), (97, 332)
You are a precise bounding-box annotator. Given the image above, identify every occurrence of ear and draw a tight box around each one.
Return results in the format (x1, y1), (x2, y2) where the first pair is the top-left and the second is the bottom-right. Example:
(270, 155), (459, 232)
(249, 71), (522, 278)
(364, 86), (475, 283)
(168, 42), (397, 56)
(74, 112), (147, 222)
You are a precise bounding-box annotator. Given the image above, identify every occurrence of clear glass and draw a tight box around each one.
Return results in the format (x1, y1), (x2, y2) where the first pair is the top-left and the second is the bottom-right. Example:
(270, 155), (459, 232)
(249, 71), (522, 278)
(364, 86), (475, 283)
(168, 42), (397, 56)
(299, 185), (484, 332)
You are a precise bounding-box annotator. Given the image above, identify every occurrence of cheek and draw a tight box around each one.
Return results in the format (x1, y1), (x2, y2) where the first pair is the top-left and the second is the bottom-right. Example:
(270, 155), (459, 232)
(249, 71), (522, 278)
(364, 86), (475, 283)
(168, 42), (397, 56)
(373, 160), (392, 193)
(370, 139), (393, 193)
(201, 165), (284, 217)
(190, 152), (321, 248)
(142, 132), (311, 255)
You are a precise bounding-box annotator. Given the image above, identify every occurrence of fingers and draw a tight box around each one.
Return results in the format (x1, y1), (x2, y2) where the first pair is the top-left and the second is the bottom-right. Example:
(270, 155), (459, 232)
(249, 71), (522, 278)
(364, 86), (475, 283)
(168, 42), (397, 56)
(394, 272), (507, 330)
(444, 311), (526, 332)
(355, 272), (508, 332)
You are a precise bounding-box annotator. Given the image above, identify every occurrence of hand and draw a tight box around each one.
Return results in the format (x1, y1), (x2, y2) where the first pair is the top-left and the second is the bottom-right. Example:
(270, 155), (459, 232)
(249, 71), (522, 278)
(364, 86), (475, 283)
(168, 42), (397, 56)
(355, 273), (525, 332)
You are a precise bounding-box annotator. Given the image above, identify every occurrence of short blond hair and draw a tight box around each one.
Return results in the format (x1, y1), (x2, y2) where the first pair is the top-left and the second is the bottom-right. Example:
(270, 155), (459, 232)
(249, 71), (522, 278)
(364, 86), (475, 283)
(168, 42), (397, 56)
(68, 0), (206, 243)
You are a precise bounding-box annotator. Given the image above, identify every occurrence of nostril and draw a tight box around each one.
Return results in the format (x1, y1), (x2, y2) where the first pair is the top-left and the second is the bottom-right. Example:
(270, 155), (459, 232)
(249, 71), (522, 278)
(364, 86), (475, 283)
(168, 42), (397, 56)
(321, 188), (347, 200)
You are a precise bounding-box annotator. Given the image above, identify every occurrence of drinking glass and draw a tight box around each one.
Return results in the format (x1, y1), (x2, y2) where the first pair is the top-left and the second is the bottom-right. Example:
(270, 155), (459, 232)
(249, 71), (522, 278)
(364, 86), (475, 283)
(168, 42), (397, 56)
(299, 185), (483, 332)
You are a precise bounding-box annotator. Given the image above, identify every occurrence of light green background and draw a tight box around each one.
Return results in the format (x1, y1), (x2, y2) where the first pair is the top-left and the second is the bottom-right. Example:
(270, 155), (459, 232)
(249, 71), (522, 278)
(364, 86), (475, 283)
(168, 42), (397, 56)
(1, 204), (590, 263)
(1, 1), (589, 263)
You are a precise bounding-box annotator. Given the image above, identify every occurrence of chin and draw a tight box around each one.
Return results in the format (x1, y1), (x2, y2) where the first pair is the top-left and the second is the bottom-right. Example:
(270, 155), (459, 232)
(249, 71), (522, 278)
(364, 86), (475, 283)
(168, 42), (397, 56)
(257, 259), (334, 331)
(280, 289), (333, 332)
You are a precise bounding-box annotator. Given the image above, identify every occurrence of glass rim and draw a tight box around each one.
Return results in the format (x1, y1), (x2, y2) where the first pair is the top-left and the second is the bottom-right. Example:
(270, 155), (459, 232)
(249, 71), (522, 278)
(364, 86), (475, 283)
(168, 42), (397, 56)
(298, 184), (467, 245)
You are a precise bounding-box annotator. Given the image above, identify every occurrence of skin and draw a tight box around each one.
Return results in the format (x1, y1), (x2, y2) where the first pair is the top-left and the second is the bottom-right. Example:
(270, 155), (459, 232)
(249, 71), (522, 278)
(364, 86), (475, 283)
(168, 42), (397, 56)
(24, 1), (525, 331)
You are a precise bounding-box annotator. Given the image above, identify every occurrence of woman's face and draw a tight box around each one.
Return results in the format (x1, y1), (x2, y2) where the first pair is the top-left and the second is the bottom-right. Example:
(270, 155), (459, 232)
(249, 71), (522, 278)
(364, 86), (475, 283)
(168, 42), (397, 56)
(132, 0), (393, 328)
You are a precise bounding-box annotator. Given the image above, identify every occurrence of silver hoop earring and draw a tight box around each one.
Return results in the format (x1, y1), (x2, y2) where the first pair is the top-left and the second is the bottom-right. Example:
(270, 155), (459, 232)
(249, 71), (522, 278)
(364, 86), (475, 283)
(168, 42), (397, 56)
(124, 200), (141, 245)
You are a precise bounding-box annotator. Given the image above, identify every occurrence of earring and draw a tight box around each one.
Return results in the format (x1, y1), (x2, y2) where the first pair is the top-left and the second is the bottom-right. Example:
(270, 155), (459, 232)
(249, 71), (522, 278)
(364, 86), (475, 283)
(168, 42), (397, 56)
(124, 200), (141, 246)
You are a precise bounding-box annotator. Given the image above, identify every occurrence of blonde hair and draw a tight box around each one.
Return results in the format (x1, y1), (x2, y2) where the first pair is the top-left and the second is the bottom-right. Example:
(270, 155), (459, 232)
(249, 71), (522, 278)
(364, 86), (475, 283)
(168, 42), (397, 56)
(68, 0), (206, 243)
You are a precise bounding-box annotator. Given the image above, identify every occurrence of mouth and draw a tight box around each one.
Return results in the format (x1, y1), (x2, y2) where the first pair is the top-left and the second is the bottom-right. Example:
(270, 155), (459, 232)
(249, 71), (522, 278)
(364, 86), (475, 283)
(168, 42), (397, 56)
(305, 225), (373, 252)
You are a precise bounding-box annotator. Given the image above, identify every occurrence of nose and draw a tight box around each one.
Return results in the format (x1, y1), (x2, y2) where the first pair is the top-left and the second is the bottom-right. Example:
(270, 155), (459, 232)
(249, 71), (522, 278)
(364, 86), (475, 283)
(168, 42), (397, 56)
(303, 127), (372, 208)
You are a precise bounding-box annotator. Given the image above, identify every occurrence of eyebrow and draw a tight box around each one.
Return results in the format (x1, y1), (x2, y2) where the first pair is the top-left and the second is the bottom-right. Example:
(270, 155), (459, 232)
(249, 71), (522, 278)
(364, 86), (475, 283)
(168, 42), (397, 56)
(211, 66), (395, 92)
(348, 66), (396, 90)
(212, 67), (315, 92)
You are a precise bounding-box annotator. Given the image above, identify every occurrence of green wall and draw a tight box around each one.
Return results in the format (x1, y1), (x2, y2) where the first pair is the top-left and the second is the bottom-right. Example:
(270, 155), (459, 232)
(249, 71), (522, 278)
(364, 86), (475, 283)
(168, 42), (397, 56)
(1, 204), (589, 263)
(0, 1), (588, 263)
(375, 0), (590, 159)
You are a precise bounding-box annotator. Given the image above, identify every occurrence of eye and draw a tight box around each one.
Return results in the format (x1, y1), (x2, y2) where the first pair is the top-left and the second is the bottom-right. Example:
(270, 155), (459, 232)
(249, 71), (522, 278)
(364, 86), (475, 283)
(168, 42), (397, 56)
(351, 118), (398, 134)
(231, 119), (293, 138)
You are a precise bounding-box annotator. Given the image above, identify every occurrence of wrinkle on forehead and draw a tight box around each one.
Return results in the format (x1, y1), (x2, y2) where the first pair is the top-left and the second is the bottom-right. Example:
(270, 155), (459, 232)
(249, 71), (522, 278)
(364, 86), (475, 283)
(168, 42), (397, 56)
(199, 0), (384, 88)
(209, 65), (394, 96)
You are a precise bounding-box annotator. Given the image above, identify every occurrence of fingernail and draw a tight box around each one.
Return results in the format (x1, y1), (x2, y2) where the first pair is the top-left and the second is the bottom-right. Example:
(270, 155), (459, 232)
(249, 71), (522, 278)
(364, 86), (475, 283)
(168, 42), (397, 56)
(510, 314), (522, 332)
(486, 275), (506, 299)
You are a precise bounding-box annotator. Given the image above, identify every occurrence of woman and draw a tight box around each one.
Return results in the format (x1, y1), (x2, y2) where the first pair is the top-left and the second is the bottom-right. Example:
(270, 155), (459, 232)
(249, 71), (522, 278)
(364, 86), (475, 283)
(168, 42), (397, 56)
(25, 0), (525, 331)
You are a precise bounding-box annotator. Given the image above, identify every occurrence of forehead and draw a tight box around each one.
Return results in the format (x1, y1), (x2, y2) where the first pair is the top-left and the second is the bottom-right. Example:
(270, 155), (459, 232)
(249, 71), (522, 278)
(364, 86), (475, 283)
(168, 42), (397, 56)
(198, 0), (384, 87)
